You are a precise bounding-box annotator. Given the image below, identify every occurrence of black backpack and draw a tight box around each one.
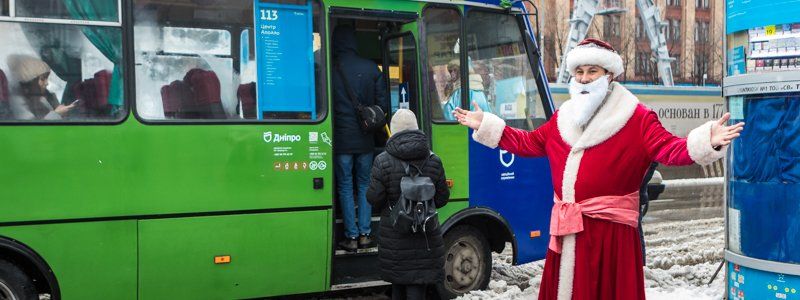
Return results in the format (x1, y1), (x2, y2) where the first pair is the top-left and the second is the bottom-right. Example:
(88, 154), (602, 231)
(389, 153), (440, 235)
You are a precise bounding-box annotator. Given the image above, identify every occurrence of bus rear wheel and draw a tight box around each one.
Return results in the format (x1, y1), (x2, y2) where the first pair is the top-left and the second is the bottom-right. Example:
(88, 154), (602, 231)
(0, 259), (37, 300)
(437, 225), (491, 299)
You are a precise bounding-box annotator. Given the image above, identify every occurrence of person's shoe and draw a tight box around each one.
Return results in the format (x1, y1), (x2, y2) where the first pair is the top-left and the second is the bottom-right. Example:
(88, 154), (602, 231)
(358, 234), (372, 248)
(338, 238), (357, 252)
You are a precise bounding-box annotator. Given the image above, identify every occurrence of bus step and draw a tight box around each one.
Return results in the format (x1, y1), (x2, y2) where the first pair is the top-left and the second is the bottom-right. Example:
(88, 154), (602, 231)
(335, 246), (378, 256)
(335, 216), (380, 224)
(332, 246), (382, 286)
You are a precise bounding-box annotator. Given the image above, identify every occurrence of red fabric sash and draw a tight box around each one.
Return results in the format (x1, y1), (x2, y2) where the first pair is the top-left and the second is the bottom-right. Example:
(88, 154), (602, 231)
(549, 191), (640, 253)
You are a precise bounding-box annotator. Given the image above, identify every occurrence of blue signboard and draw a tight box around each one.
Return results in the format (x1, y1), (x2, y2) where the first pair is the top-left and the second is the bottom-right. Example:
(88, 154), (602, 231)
(728, 264), (800, 300)
(728, 46), (746, 75)
(727, 0), (800, 34)
(254, 1), (316, 119)
(398, 82), (409, 110)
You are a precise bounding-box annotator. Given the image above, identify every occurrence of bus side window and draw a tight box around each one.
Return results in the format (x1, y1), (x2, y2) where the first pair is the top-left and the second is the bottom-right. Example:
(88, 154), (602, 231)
(1, 0), (7, 17)
(422, 7), (463, 123)
(133, 0), (327, 122)
(0, 21), (125, 123)
(466, 11), (546, 130)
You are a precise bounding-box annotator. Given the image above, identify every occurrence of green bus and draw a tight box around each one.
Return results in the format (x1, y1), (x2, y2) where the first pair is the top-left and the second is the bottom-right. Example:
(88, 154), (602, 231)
(0, 0), (555, 298)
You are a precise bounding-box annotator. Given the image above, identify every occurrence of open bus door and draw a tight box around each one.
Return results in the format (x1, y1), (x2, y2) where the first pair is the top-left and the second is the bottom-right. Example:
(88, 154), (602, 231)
(328, 7), (420, 290)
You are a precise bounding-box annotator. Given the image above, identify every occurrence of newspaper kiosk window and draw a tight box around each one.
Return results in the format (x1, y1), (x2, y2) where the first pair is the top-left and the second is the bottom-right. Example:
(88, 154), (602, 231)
(0, 1), (126, 122)
(133, 0), (326, 122)
(466, 10), (546, 130)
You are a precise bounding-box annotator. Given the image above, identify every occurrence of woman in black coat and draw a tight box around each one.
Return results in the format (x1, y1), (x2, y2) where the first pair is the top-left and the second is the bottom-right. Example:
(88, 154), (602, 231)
(367, 109), (450, 300)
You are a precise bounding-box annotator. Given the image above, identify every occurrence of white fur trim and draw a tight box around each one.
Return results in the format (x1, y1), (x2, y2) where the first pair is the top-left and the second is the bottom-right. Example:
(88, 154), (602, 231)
(566, 46), (624, 77)
(557, 83), (639, 151)
(555, 145), (585, 300)
(472, 112), (506, 148)
(561, 149), (583, 203)
(558, 235), (577, 300)
(687, 121), (727, 165)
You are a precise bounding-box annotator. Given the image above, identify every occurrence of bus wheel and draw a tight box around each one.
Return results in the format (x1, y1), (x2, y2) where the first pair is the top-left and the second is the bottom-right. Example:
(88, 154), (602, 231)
(0, 259), (37, 300)
(437, 225), (491, 299)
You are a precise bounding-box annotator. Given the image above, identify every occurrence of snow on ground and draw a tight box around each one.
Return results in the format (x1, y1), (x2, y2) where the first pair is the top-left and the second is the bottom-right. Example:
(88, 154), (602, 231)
(456, 217), (726, 300)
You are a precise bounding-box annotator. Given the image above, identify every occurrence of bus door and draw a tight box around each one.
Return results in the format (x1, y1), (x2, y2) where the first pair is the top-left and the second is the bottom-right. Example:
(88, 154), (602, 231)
(464, 6), (554, 264)
(328, 7), (418, 289)
(420, 5), (470, 210)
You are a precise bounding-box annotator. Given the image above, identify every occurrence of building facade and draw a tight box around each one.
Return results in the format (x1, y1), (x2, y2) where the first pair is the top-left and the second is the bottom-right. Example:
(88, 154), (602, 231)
(535, 0), (723, 85)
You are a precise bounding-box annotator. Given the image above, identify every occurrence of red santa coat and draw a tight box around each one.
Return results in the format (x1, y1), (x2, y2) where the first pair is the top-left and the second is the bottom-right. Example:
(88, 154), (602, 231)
(472, 82), (725, 300)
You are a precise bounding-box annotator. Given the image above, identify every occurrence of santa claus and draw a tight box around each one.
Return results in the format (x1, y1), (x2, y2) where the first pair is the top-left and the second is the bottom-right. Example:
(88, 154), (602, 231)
(453, 38), (744, 300)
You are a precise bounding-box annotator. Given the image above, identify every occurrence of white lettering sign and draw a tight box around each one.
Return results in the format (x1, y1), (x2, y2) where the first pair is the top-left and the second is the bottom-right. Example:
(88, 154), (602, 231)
(263, 132), (302, 143)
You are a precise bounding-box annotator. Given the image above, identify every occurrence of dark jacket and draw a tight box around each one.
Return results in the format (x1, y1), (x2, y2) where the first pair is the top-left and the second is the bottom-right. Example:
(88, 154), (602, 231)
(366, 130), (450, 284)
(332, 26), (388, 154)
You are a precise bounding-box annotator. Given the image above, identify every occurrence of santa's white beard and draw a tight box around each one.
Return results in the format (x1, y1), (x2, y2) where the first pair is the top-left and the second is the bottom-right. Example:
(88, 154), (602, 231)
(568, 76), (610, 128)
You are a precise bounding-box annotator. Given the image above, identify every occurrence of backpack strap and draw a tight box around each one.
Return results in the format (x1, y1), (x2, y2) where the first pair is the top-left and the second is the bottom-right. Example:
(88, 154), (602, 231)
(391, 151), (435, 177)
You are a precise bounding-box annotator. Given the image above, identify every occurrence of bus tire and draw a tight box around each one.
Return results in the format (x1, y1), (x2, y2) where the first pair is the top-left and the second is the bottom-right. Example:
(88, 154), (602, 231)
(436, 225), (491, 299)
(0, 259), (37, 300)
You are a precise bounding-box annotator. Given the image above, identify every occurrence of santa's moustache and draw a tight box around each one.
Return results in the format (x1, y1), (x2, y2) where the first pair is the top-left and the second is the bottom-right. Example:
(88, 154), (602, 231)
(568, 75), (611, 128)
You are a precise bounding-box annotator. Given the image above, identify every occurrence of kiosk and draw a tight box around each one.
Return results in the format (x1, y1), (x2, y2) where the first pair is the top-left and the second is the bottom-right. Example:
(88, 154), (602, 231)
(725, 2), (800, 299)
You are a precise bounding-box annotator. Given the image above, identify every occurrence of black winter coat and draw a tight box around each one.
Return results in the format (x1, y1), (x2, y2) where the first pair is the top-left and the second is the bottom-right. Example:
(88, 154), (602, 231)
(366, 130), (450, 284)
(332, 26), (388, 154)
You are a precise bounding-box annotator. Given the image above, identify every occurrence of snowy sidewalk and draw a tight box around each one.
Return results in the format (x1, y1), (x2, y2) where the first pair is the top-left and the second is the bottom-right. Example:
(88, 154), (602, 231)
(456, 217), (726, 300)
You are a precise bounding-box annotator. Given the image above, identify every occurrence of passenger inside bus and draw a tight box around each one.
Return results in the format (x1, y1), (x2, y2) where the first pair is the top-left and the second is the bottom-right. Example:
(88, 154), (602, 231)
(442, 59), (493, 120)
(6, 55), (78, 120)
(328, 16), (418, 253)
(331, 22), (389, 252)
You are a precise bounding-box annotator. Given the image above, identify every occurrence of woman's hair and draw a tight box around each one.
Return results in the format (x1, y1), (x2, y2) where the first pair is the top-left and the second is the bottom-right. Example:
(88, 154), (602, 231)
(20, 74), (59, 119)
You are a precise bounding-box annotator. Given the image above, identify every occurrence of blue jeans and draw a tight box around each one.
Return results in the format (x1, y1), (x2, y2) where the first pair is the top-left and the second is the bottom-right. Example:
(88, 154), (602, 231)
(335, 153), (373, 239)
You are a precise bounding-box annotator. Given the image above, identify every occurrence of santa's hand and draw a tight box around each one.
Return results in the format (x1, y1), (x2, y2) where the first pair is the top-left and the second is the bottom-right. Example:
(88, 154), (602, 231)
(453, 101), (484, 130)
(710, 113), (745, 147)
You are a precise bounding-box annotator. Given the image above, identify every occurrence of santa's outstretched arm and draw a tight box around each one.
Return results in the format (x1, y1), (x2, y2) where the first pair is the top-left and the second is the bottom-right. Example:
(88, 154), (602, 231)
(458, 105), (553, 157)
(643, 111), (744, 166)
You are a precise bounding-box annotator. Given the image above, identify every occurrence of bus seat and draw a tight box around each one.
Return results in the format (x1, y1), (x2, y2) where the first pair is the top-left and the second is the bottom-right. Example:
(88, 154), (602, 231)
(0, 69), (9, 119)
(237, 82), (256, 119)
(92, 70), (112, 108)
(74, 70), (112, 110)
(183, 68), (226, 119)
(0, 69), (8, 103)
(160, 80), (190, 119)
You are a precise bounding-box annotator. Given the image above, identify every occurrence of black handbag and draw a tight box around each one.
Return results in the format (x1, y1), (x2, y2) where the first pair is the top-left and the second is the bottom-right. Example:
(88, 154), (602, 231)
(335, 61), (386, 133)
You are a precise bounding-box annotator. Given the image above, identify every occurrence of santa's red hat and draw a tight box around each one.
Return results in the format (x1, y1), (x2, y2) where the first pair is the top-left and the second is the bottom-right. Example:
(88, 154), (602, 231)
(566, 38), (624, 77)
